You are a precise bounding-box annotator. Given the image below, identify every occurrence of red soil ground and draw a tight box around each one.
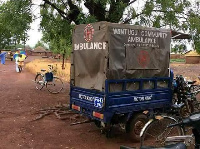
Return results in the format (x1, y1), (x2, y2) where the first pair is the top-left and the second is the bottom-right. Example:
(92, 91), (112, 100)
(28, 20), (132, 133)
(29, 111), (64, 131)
(0, 57), (138, 149)
(0, 58), (199, 149)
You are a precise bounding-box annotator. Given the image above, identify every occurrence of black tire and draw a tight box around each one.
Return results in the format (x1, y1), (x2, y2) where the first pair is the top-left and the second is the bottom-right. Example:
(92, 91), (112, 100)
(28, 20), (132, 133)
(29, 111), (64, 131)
(193, 101), (200, 113)
(94, 120), (101, 128)
(140, 116), (183, 147)
(35, 73), (45, 90)
(18, 66), (22, 73)
(46, 77), (63, 94)
(126, 113), (147, 142)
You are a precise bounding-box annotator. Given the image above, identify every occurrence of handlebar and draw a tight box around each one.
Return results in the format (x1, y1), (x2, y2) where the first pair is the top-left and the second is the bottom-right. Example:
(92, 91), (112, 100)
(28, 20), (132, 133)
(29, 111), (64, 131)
(167, 122), (182, 128)
(168, 113), (200, 128)
(48, 64), (53, 70)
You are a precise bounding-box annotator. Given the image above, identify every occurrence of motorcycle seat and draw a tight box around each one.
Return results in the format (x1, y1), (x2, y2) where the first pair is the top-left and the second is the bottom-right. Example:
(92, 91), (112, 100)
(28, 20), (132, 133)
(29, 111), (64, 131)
(140, 143), (186, 149)
(41, 69), (46, 72)
(188, 80), (196, 84)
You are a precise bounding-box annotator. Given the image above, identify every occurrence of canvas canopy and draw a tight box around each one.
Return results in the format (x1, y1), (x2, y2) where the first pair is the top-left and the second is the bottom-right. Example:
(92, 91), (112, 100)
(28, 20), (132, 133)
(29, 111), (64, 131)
(71, 21), (172, 91)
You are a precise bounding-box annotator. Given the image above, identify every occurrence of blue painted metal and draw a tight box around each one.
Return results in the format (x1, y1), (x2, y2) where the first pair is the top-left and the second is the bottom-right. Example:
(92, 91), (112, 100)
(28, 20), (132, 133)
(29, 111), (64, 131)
(0, 52), (6, 64)
(70, 75), (173, 123)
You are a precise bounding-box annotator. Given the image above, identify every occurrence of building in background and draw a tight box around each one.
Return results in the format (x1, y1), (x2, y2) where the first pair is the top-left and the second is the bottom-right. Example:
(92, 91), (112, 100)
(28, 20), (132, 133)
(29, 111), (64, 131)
(185, 50), (200, 64)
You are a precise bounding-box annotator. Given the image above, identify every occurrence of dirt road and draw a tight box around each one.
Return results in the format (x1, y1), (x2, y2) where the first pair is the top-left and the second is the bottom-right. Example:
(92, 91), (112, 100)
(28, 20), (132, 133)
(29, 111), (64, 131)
(1, 58), (200, 149)
(0, 57), (137, 149)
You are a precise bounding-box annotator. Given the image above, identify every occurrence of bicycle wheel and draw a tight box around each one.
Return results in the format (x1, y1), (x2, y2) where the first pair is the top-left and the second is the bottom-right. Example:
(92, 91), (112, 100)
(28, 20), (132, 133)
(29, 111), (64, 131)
(46, 77), (63, 94)
(35, 73), (45, 90)
(140, 116), (183, 147)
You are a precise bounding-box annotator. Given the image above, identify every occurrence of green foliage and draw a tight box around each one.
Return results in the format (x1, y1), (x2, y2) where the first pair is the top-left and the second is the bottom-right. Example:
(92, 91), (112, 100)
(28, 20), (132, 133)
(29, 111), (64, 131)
(34, 41), (48, 49)
(38, 0), (200, 56)
(40, 5), (73, 55)
(143, 1), (154, 16)
(171, 44), (187, 54)
(170, 59), (185, 63)
(0, 0), (32, 49)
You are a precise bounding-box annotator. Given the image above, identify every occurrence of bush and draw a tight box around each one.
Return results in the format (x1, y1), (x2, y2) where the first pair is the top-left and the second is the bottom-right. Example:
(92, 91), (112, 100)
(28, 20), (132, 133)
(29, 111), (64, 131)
(170, 59), (185, 63)
(25, 59), (70, 82)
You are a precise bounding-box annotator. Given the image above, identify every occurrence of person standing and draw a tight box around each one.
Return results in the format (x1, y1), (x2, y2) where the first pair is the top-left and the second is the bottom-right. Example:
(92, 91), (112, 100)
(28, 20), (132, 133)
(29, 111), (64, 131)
(0, 52), (6, 65)
(10, 51), (13, 61)
(14, 50), (20, 72)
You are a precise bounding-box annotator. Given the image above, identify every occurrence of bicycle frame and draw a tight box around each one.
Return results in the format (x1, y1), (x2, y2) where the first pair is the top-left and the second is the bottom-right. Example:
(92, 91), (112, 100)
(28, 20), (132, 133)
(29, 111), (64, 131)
(140, 115), (184, 146)
(165, 135), (194, 146)
(140, 113), (200, 148)
(37, 74), (47, 88)
(35, 65), (63, 94)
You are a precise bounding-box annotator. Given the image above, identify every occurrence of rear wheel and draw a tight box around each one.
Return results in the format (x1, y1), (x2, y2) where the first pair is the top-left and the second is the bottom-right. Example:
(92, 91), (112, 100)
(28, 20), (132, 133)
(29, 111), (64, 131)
(35, 73), (45, 90)
(140, 116), (183, 147)
(126, 113), (147, 142)
(46, 77), (63, 94)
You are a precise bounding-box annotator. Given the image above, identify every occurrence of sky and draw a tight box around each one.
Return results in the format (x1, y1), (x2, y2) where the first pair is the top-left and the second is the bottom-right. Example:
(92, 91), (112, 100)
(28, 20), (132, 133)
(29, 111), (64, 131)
(26, 0), (42, 47)
(0, 0), (42, 47)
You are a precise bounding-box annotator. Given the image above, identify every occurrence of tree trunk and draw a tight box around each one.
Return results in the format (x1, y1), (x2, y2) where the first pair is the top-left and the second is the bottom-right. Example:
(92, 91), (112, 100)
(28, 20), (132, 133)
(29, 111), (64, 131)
(62, 53), (65, 69)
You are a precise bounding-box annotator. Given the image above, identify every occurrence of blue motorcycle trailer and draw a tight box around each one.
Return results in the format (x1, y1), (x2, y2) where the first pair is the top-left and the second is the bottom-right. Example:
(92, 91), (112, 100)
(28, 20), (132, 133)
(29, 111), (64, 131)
(70, 21), (185, 141)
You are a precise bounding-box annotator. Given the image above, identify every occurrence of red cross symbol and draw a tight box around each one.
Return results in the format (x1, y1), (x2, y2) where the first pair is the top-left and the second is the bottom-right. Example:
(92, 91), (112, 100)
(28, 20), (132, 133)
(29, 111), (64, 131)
(84, 24), (94, 42)
(138, 50), (150, 68)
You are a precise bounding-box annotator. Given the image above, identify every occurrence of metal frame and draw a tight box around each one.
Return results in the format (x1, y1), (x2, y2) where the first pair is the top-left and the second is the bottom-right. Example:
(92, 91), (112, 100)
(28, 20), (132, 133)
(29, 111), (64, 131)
(70, 74), (173, 123)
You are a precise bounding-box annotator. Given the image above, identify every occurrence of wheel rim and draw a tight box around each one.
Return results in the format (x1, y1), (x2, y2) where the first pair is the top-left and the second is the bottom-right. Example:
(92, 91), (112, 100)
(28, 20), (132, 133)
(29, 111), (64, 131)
(141, 117), (182, 147)
(134, 120), (145, 135)
(35, 74), (44, 90)
(47, 77), (63, 93)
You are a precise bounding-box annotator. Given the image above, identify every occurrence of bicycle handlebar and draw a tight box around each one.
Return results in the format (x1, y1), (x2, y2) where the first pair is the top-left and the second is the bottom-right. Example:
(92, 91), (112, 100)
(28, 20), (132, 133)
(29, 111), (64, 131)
(168, 116), (194, 128)
(167, 122), (182, 128)
(48, 65), (53, 70)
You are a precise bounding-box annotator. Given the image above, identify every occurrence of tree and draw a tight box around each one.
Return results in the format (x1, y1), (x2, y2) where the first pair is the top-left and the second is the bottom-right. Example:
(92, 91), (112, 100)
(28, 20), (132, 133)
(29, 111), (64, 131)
(34, 40), (48, 49)
(39, 0), (200, 54)
(0, 0), (32, 49)
(171, 44), (187, 54)
(40, 8), (73, 55)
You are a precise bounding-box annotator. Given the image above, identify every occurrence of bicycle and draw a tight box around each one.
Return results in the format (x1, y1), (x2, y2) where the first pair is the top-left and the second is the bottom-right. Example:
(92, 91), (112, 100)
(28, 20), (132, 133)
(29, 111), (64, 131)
(121, 112), (200, 149)
(139, 114), (184, 147)
(17, 61), (24, 73)
(35, 64), (64, 94)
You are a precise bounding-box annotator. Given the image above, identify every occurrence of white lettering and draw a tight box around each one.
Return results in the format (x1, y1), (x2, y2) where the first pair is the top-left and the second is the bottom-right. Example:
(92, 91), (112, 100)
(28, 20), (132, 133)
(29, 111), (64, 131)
(74, 44), (79, 50)
(99, 43), (102, 49)
(94, 42), (98, 49)
(79, 94), (95, 101)
(113, 28), (120, 34)
(103, 42), (106, 49)
(133, 95), (153, 102)
(73, 42), (107, 51)
(80, 43), (83, 50)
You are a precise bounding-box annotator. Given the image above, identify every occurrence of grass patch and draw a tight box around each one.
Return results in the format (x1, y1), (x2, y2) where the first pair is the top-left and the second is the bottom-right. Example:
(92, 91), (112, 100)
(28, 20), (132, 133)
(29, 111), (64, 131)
(26, 59), (70, 82)
(170, 59), (185, 63)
